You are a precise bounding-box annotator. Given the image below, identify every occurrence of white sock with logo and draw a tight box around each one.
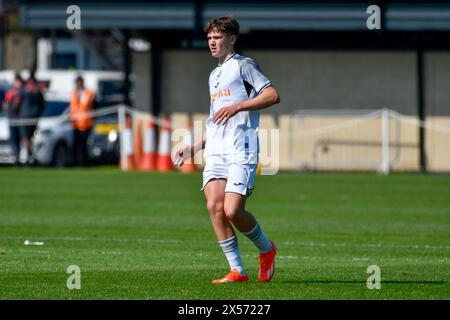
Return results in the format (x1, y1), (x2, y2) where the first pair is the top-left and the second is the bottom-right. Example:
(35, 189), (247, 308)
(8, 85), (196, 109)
(218, 236), (246, 275)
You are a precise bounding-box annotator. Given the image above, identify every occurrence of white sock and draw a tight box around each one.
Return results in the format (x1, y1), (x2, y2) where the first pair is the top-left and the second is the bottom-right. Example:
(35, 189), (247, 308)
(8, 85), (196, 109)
(218, 236), (246, 275)
(243, 223), (273, 254)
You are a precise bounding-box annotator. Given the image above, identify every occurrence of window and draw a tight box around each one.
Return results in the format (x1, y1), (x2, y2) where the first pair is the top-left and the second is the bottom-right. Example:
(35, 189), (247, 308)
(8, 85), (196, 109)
(41, 100), (70, 117)
(52, 53), (77, 69)
(98, 80), (125, 105)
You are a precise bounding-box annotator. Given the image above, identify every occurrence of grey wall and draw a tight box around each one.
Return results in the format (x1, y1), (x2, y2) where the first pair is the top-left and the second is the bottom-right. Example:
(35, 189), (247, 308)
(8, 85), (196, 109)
(161, 50), (213, 114)
(5, 32), (35, 70)
(0, 38), (3, 70)
(132, 51), (152, 111)
(426, 52), (450, 117)
(144, 49), (450, 117)
(245, 50), (418, 115)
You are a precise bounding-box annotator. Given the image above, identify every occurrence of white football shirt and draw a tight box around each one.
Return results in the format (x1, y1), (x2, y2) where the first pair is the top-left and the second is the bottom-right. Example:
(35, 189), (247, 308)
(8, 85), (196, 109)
(204, 53), (272, 164)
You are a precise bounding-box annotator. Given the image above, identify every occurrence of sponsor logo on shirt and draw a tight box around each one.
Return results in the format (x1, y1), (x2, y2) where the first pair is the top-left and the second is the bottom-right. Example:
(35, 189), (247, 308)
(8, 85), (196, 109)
(210, 88), (232, 103)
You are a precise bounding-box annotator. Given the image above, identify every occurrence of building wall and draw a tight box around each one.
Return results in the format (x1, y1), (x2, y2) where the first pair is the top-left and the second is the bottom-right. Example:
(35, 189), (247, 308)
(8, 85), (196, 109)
(159, 50), (421, 116)
(132, 51), (152, 112)
(426, 117), (450, 171)
(245, 50), (418, 115)
(5, 32), (35, 70)
(154, 49), (450, 172)
(161, 50), (212, 115)
(0, 38), (4, 69)
(424, 52), (450, 171)
(426, 52), (450, 116)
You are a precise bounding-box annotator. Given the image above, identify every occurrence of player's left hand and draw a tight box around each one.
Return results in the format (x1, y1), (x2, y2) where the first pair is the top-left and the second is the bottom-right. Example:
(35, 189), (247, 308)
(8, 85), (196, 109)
(213, 105), (240, 125)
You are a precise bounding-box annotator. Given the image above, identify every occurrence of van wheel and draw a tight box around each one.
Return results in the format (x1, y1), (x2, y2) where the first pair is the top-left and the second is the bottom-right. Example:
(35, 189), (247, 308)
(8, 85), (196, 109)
(52, 143), (68, 168)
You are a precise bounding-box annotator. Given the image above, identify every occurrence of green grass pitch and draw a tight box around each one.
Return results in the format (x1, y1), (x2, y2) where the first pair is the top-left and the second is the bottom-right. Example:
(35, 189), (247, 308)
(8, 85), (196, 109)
(0, 167), (449, 299)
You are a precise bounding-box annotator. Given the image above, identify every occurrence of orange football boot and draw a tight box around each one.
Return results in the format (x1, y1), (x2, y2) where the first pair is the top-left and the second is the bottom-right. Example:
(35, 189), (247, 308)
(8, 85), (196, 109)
(212, 268), (249, 284)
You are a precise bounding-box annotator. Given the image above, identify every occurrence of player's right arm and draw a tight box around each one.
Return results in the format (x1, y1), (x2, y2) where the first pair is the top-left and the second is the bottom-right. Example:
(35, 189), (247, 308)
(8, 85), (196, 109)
(173, 139), (205, 167)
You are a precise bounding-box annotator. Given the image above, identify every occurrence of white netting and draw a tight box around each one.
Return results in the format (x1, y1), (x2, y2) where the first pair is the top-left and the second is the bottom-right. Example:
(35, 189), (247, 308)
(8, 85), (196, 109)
(287, 108), (450, 173)
(2, 106), (450, 173)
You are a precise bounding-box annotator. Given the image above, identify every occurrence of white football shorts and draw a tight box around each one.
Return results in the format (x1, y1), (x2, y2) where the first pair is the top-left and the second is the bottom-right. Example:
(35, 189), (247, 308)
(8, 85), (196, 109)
(201, 154), (257, 197)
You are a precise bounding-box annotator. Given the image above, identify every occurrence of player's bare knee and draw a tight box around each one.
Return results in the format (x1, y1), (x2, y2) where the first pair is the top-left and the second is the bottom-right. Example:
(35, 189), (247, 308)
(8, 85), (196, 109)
(224, 205), (243, 222)
(206, 200), (224, 216)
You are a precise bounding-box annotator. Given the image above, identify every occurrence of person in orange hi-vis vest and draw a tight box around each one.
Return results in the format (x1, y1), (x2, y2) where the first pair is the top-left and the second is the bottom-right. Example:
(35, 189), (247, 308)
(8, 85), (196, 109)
(70, 75), (96, 166)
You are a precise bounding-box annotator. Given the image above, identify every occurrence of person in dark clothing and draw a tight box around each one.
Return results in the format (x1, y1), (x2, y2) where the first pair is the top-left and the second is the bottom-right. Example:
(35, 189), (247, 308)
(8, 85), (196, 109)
(19, 70), (45, 164)
(3, 73), (25, 164)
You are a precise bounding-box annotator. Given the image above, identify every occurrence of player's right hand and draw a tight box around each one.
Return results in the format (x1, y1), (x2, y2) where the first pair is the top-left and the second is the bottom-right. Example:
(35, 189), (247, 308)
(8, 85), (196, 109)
(173, 144), (193, 167)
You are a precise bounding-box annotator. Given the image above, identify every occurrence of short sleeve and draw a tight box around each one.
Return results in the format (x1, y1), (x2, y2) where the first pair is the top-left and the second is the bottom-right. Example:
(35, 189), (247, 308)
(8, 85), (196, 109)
(239, 58), (272, 94)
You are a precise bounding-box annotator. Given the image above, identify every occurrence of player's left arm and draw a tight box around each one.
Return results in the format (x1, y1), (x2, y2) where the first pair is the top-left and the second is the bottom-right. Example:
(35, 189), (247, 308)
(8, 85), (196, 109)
(213, 86), (280, 125)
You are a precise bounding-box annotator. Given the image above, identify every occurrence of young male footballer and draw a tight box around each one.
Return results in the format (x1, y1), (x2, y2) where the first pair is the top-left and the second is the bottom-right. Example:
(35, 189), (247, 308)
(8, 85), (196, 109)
(174, 16), (280, 283)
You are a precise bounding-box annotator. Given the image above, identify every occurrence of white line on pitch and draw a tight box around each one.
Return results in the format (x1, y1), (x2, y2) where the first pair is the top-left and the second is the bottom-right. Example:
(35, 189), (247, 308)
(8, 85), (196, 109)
(1, 235), (449, 250)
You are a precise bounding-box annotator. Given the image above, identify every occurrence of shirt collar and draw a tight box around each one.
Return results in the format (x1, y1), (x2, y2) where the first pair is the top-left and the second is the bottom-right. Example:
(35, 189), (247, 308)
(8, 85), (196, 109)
(218, 52), (236, 67)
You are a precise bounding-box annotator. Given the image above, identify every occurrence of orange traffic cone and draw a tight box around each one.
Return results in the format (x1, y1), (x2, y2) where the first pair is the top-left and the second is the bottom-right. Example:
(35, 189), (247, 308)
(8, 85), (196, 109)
(134, 119), (143, 167)
(119, 115), (135, 171)
(179, 116), (197, 173)
(256, 161), (261, 175)
(156, 115), (174, 172)
(139, 116), (157, 171)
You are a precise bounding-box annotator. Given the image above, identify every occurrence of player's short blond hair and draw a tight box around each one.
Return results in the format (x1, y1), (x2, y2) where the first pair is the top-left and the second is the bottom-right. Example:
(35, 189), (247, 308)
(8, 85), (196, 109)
(204, 16), (240, 36)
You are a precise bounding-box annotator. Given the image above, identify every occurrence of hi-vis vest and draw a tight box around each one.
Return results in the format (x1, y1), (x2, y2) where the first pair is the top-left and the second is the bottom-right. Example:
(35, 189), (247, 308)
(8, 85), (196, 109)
(70, 88), (95, 131)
